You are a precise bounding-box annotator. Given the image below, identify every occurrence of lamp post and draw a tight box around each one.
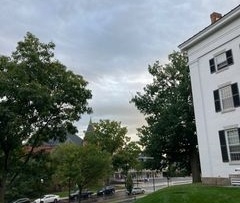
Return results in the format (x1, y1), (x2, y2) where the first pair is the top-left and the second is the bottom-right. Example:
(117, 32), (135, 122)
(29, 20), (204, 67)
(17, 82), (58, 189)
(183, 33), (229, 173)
(152, 170), (155, 192)
(40, 179), (44, 203)
(162, 154), (170, 187)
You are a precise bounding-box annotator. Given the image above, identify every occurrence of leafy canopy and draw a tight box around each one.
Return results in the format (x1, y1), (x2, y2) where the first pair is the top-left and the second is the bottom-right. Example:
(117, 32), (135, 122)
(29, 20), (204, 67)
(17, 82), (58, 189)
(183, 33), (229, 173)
(51, 143), (111, 192)
(0, 32), (92, 202)
(84, 119), (141, 175)
(112, 141), (141, 175)
(131, 51), (200, 181)
(84, 119), (129, 155)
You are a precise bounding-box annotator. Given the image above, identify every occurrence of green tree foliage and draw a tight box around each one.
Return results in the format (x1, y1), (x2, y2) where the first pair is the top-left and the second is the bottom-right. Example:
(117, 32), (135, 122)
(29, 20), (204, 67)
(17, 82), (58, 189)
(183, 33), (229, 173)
(85, 119), (141, 180)
(125, 174), (133, 195)
(8, 152), (54, 201)
(84, 119), (129, 155)
(131, 51), (201, 182)
(51, 143), (111, 203)
(112, 142), (141, 176)
(0, 32), (92, 202)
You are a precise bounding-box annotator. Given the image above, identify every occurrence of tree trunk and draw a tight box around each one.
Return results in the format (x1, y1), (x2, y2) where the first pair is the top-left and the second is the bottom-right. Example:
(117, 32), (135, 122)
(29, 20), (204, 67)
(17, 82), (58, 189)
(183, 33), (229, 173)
(78, 187), (82, 203)
(0, 177), (6, 203)
(190, 149), (201, 183)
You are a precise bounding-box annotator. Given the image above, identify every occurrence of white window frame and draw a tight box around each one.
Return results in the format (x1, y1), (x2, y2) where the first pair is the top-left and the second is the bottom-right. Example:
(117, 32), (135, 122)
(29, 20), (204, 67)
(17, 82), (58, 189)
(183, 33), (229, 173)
(215, 52), (228, 70)
(214, 83), (240, 113)
(225, 128), (240, 162)
(210, 49), (234, 74)
(219, 85), (234, 111)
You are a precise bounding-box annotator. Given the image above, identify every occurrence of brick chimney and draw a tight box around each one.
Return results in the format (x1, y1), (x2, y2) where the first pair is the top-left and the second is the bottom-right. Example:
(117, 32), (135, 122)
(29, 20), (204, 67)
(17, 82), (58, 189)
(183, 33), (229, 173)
(210, 12), (222, 23)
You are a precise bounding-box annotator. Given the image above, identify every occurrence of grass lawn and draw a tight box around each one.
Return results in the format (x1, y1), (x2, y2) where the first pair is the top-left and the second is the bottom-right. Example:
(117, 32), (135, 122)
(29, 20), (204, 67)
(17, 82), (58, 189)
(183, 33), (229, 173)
(135, 184), (240, 203)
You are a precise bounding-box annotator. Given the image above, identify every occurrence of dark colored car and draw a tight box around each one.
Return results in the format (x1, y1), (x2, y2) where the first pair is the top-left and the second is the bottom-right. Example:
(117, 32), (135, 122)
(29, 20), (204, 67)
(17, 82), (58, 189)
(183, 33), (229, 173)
(69, 190), (93, 200)
(11, 198), (31, 203)
(97, 186), (115, 196)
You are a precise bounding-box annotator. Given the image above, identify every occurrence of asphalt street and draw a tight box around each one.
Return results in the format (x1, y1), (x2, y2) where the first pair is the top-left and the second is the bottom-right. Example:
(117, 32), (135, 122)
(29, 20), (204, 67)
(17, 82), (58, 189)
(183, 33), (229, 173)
(61, 177), (192, 203)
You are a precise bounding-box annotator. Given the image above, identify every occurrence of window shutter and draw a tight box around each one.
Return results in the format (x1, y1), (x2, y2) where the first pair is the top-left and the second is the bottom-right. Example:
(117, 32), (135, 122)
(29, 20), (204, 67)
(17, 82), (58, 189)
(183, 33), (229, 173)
(209, 58), (216, 73)
(219, 130), (229, 162)
(214, 90), (221, 112)
(226, 49), (233, 65)
(238, 128), (240, 142)
(231, 83), (240, 107)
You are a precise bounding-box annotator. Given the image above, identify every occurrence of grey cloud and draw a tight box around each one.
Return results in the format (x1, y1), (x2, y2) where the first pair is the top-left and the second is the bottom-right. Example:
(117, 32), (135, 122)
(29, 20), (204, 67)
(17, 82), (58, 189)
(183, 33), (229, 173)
(1, 0), (239, 140)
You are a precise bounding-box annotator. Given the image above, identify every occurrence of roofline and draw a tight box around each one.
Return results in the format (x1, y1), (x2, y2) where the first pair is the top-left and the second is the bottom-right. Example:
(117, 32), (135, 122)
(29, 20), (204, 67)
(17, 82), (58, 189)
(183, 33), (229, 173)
(178, 4), (240, 51)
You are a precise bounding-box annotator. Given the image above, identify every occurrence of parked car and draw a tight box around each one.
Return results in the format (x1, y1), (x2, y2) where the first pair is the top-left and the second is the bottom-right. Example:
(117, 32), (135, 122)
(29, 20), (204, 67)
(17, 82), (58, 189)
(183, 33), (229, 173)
(33, 194), (60, 203)
(11, 198), (31, 203)
(97, 186), (115, 196)
(127, 187), (145, 195)
(69, 190), (93, 200)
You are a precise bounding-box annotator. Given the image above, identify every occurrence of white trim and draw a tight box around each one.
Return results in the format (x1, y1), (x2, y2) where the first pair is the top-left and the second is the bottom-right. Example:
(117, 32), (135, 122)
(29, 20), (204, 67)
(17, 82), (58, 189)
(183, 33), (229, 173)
(229, 161), (240, 165)
(215, 66), (229, 74)
(221, 108), (236, 114)
(218, 82), (232, 89)
(224, 124), (239, 130)
(213, 49), (226, 57)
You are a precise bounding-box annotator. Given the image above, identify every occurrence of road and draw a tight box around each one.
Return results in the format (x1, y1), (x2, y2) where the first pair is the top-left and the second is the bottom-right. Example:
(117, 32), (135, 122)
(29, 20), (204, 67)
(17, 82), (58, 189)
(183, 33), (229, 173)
(61, 177), (192, 203)
(139, 176), (192, 192)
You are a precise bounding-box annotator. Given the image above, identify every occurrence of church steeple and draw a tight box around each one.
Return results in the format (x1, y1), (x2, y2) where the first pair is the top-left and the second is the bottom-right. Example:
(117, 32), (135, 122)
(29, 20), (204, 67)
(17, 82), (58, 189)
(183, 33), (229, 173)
(86, 118), (94, 133)
(83, 118), (95, 145)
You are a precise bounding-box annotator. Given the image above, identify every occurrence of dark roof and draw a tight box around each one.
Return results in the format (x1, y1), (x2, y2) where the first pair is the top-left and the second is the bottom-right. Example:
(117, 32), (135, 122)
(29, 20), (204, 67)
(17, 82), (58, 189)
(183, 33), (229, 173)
(178, 4), (240, 50)
(44, 133), (83, 146)
(65, 133), (83, 145)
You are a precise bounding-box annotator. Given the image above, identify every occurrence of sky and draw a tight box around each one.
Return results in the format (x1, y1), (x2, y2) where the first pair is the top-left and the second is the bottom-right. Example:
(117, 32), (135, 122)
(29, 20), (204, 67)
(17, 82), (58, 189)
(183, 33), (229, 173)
(0, 0), (239, 141)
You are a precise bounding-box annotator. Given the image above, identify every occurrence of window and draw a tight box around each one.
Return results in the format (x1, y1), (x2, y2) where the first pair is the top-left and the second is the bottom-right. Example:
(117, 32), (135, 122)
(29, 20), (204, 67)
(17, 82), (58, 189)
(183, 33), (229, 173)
(219, 128), (240, 162)
(213, 83), (240, 112)
(216, 52), (228, 69)
(220, 85), (234, 110)
(209, 49), (233, 73)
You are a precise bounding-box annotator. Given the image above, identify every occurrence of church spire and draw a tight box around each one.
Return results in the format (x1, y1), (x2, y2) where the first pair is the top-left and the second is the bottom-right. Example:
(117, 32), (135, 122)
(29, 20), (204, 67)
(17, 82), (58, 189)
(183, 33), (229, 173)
(86, 118), (94, 133)
(83, 118), (95, 145)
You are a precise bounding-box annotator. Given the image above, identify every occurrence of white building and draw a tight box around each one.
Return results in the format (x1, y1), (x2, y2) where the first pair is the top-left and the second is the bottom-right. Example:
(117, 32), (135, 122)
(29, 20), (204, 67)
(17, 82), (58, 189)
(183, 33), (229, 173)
(179, 5), (240, 185)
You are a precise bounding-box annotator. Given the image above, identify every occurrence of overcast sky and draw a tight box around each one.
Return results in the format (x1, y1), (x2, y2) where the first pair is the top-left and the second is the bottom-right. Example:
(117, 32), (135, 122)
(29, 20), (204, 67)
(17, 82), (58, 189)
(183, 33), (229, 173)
(1, 0), (239, 140)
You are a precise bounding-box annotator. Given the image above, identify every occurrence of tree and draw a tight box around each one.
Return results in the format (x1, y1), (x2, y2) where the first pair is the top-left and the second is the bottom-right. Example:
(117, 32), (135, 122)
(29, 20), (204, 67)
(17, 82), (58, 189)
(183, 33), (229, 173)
(51, 143), (111, 203)
(125, 174), (133, 195)
(7, 151), (54, 201)
(84, 119), (129, 155)
(112, 141), (141, 177)
(131, 51), (201, 182)
(84, 119), (142, 184)
(0, 32), (92, 202)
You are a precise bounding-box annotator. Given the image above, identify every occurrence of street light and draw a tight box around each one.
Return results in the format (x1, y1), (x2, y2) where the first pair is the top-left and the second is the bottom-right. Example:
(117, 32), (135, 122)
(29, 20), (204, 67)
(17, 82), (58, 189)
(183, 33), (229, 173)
(152, 170), (155, 192)
(40, 179), (44, 202)
(162, 154), (170, 187)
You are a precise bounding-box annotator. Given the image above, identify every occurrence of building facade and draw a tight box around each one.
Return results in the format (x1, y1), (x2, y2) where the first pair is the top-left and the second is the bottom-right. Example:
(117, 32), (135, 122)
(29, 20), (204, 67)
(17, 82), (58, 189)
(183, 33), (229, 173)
(179, 5), (240, 185)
